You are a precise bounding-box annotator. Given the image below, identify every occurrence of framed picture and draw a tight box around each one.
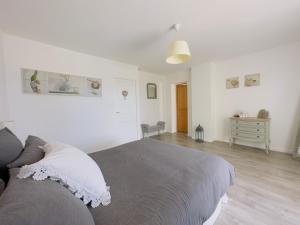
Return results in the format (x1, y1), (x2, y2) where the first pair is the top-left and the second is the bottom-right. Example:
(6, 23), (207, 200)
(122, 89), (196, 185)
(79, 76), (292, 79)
(245, 73), (260, 87)
(22, 68), (102, 97)
(226, 77), (239, 89)
(147, 83), (157, 99)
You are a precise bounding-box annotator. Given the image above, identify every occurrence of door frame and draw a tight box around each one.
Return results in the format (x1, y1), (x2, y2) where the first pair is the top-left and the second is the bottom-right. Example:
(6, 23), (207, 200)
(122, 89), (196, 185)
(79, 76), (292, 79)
(176, 83), (188, 133)
(171, 81), (189, 134)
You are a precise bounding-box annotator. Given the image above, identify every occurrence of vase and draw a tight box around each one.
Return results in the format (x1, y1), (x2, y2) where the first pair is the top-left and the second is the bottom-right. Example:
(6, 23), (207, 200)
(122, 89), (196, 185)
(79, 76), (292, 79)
(59, 81), (71, 92)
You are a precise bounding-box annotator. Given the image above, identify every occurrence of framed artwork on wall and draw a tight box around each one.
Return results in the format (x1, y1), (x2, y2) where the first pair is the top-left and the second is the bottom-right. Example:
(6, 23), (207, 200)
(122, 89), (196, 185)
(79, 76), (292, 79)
(244, 73), (260, 87)
(147, 83), (157, 99)
(22, 68), (102, 97)
(226, 77), (239, 89)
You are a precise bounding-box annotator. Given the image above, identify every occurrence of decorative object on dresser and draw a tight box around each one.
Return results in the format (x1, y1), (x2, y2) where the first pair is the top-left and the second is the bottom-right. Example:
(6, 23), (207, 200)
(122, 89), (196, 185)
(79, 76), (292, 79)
(257, 109), (269, 119)
(229, 116), (270, 154)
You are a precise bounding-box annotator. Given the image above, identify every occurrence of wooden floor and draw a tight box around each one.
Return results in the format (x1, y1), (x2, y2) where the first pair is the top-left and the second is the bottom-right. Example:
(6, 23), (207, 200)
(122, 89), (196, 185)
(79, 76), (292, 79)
(151, 133), (300, 225)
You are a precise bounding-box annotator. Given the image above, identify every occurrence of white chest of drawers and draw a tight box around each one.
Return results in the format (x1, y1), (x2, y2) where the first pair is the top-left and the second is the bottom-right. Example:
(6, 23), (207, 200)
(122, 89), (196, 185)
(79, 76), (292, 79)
(229, 117), (270, 154)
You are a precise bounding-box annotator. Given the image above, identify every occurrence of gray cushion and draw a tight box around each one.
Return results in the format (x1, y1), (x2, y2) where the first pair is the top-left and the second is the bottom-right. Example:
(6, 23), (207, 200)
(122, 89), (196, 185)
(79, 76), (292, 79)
(0, 168), (95, 225)
(8, 136), (46, 168)
(0, 128), (23, 168)
(0, 178), (4, 195)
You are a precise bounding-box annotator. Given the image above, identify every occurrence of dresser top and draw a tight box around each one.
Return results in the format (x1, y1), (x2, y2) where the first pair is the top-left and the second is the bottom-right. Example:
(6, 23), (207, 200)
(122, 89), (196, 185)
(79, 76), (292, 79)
(230, 117), (270, 121)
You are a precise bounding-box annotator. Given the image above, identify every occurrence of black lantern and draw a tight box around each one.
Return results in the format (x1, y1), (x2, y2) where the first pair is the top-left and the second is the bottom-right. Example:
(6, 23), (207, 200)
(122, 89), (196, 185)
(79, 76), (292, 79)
(195, 124), (204, 143)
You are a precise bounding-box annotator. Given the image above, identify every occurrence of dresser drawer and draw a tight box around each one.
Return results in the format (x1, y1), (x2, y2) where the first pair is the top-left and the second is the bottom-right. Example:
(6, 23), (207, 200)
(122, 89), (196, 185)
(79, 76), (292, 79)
(231, 126), (265, 133)
(232, 131), (265, 140)
(233, 120), (266, 127)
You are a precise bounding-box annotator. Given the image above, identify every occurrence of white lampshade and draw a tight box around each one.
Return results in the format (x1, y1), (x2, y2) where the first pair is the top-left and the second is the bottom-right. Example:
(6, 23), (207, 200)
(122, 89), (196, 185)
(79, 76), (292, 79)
(166, 40), (191, 64)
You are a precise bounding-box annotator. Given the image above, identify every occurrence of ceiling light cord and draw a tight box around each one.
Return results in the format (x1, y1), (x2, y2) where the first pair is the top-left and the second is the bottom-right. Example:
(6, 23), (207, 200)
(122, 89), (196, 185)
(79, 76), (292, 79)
(171, 24), (181, 40)
(173, 24), (181, 32)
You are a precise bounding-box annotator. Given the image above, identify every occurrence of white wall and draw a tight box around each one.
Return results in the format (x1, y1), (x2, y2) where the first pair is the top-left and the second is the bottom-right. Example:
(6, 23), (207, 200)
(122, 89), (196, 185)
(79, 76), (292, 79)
(190, 63), (216, 142)
(0, 31), (8, 120)
(191, 42), (300, 153)
(138, 70), (166, 136)
(2, 34), (140, 153)
(2, 33), (299, 154)
(214, 42), (300, 153)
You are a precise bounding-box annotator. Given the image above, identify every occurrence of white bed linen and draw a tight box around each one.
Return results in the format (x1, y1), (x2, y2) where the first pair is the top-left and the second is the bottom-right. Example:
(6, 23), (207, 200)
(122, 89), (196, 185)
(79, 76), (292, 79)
(18, 142), (111, 208)
(204, 194), (228, 225)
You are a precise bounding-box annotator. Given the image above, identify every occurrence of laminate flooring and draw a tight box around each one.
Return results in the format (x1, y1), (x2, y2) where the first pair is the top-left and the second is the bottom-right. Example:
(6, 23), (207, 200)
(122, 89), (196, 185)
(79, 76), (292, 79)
(151, 133), (300, 225)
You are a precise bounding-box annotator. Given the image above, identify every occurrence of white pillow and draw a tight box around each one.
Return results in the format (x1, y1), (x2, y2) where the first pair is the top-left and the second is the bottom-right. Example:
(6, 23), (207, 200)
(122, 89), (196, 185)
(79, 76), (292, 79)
(18, 142), (111, 208)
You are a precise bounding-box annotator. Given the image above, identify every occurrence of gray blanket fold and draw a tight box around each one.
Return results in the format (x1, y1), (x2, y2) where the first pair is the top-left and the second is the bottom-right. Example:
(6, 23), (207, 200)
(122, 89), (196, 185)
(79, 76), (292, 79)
(0, 168), (95, 225)
(90, 139), (235, 225)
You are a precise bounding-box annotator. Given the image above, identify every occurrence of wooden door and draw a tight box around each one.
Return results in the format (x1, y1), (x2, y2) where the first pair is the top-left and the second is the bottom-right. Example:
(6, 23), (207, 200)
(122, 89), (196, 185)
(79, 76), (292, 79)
(176, 84), (188, 133)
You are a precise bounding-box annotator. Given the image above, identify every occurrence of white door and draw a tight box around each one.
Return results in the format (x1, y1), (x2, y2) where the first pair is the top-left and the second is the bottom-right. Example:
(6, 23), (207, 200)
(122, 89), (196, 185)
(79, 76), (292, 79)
(114, 78), (138, 144)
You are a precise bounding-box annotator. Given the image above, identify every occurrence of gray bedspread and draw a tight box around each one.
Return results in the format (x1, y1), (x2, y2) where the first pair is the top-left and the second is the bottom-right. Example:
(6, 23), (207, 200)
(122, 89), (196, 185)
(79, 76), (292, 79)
(90, 138), (235, 225)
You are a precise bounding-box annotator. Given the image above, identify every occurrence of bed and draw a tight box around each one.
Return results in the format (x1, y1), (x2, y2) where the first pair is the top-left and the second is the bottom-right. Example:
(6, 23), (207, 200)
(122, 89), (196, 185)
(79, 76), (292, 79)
(89, 138), (235, 225)
(0, 130), (234, 225)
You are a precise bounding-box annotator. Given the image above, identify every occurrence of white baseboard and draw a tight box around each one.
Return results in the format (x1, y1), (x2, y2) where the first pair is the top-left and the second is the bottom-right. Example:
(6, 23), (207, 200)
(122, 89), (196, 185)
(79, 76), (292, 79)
(217, 138), (295, 154)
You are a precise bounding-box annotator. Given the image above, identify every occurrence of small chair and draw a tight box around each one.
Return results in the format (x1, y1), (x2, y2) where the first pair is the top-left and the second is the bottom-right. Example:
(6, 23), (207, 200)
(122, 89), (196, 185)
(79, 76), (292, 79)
(157, 121), (165, 134)
(141, 121), (165, 138)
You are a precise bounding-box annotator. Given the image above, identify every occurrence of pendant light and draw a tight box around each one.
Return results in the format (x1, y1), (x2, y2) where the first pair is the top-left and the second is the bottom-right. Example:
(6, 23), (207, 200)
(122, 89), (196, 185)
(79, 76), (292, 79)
(166, 24), (191, 64)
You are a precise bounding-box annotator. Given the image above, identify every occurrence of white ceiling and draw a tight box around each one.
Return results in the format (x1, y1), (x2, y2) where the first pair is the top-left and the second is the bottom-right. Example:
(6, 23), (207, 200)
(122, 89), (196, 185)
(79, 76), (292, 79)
(0, 0), (300, 75)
